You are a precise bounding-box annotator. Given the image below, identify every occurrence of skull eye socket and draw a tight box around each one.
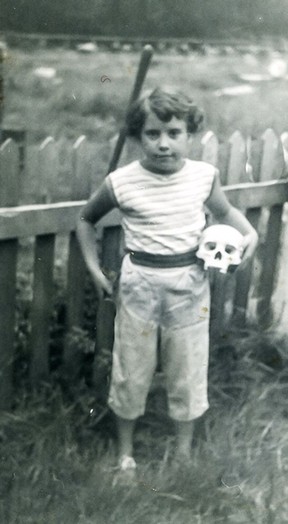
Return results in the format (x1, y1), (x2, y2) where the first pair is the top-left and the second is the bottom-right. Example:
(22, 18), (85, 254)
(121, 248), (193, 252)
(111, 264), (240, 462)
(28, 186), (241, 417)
(205, 242), (217, 251)
(225, 245), (236, 254)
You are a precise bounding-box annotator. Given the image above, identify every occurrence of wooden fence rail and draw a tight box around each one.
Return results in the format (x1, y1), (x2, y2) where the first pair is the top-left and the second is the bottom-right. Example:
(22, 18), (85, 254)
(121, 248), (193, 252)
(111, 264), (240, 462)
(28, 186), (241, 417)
(0, 129), (287, 409)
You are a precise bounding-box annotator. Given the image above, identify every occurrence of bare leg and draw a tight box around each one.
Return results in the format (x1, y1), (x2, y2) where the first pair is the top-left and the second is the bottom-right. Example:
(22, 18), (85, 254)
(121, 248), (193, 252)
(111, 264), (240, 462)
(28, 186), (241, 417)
(111, 416), (137, 485)
(116, 415), (137, 458)
(175, 420), (194, 459)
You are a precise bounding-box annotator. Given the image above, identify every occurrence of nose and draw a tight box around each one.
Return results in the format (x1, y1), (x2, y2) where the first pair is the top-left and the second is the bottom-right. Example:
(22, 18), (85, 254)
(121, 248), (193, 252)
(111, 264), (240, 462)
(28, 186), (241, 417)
(158, 133), (169, 150)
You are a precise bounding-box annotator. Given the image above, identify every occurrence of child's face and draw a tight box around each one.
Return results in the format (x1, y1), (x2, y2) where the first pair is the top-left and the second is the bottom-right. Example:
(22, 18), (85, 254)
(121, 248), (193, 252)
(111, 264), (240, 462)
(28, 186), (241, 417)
(140, 112), (191, 174)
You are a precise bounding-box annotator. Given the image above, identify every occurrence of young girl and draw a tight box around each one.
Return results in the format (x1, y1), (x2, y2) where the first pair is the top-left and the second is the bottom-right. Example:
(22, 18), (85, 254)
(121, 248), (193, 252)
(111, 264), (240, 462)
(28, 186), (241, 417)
(76, 87), (258, 474)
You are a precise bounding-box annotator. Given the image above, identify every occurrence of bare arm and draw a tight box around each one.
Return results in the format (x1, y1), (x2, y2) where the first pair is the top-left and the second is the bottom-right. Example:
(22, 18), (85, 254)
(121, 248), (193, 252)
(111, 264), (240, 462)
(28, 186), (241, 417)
(76, 179), (117, 297)
(205, 174), (258, 266)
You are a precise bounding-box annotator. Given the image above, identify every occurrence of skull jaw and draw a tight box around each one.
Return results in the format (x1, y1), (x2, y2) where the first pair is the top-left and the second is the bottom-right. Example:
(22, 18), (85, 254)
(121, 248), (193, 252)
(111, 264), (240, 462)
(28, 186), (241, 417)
(203, 259), (230, 274)
(197, 254), (242, 273)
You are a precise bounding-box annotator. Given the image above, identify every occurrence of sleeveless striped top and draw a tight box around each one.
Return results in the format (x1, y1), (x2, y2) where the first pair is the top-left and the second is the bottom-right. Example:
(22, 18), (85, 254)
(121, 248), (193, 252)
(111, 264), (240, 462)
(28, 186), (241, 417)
(107, 159), (216, 255)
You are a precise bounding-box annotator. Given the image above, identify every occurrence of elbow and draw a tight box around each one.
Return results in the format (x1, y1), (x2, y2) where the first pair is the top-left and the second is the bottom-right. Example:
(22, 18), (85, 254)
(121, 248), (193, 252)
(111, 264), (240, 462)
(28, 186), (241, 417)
(75, 214), (82, 240)
(76, 212), (90, 236)
(213, 206), (231, 223)
(77, 211), (85, 228)
(77, 207), (92, 225)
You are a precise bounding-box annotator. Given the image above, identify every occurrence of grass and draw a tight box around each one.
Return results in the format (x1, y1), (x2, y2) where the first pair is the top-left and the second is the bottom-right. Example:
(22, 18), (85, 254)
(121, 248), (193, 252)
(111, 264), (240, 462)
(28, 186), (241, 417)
(1, 328), (288, 523)
(4, 43), (288, 144)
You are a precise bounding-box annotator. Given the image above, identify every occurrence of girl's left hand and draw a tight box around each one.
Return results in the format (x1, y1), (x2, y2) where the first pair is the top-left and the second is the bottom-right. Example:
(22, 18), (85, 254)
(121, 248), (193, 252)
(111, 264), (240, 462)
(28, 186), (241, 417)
(238, 231), (259, 270)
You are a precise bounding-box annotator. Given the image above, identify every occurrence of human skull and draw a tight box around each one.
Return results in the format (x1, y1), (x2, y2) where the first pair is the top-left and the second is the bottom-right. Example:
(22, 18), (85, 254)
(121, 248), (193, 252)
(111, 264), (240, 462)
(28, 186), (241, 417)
(196, 225), (244, 273)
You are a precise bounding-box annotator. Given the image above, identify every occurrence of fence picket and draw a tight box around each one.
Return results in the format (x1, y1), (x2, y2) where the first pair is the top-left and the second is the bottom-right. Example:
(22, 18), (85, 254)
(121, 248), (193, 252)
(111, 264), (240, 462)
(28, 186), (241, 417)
(254, 129), (284, 326)
(233, 208), (262, 325)
(260, 128), (282, 181)
(227, 131), (247, 185)
(66, 231), (87, 331)
(256, 204), (284, 327)
(209, 271), (231, 339)
(0, 139), (19, 408)
(30, 234), (56, 383)
(38, 137), (57, 203)
(63, 232), (88, 377)
(280, 132), (288, 175)
(23, 144), (40, 204)
(245, 136), (253, 182)
(201, 131), (218, 167)
(55, 138), (74, 201)
(72, 136), (91, 200)
(0, 240), (18, 409)
(93, 225), (122, 383)
(222, 132), (252, 326)
(0, 139), (20, 205)
(249, 137), (263, 183)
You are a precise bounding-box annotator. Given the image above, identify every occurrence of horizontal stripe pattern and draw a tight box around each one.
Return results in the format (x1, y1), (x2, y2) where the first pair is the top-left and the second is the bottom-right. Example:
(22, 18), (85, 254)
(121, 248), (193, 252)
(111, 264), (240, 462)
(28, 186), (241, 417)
(108, 160), (216, 255)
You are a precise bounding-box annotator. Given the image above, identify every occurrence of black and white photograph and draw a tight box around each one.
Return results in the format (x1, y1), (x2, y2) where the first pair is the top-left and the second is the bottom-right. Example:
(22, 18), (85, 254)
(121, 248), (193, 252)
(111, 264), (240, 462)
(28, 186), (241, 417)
(0, 2), (288, 522)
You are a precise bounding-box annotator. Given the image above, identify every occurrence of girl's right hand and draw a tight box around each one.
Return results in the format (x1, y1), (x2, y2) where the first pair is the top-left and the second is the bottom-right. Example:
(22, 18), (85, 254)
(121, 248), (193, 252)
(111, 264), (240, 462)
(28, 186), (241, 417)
(91, 269), (114, 299)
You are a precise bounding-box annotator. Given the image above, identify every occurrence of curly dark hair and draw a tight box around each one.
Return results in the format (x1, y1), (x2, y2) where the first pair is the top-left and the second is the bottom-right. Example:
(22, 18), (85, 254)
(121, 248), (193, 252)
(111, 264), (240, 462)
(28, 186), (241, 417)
(126, 87), (204, 139)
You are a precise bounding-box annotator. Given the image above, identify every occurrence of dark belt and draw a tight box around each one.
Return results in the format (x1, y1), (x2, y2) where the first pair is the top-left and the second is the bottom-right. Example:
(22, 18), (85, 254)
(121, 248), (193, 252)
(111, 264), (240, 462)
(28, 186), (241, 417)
(128, 248), (199, 268)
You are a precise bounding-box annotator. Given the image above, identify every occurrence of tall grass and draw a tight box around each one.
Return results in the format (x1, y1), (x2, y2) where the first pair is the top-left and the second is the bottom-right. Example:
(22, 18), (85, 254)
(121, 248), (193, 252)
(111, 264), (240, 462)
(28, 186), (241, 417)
(1, 329), (288, 523)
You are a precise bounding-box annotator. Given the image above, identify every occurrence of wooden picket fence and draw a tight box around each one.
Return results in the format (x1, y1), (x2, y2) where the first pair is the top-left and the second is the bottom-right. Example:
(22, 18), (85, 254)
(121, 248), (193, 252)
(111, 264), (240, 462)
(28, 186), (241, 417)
(0, 129), (288, 409)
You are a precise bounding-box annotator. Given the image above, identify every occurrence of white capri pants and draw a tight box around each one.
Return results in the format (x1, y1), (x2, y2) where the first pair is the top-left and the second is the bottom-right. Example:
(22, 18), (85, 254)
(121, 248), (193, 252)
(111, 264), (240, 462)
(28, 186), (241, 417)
(108, 255), (210, 422)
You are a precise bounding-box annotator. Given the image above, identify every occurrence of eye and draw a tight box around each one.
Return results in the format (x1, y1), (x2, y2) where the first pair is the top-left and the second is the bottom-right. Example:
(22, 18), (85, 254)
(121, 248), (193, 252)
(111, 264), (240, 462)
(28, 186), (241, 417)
(225, 245), (236, 254)
(205, 242), (216, 250)
(168, 129), (182, 138)
(145, 130), (160, 140)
